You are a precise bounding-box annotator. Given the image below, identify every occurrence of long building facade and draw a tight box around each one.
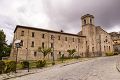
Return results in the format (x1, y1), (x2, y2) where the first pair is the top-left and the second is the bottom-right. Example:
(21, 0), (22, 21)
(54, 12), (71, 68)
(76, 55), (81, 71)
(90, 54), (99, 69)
(10, 14), (113, 60)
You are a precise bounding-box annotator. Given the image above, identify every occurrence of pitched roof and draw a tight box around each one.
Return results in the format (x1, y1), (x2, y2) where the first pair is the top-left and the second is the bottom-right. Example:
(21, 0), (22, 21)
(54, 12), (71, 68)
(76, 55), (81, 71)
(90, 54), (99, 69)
(14, 25), (86, 37)
(81, 14), (94, 19)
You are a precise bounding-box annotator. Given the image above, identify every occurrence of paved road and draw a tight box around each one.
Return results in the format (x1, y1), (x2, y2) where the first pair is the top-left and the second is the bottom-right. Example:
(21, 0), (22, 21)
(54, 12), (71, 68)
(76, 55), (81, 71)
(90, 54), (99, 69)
(11, 56), (120, 80)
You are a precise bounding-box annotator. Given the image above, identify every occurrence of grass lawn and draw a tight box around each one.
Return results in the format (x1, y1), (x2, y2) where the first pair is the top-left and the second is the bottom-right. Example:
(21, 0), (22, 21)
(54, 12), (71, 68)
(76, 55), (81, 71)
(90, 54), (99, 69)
(16, 57), (88, 70)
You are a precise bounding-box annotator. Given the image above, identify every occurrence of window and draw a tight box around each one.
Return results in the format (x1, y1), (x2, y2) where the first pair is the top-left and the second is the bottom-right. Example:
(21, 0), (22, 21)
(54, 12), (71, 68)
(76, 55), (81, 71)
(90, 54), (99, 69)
(51, 35), (53, 40)
(58, 36), (60, 40)
(34, 52), (37, 57)
(78, 39), (80, 43)
(65, 37), (67, 41)
(32, 32), (35, 37)
(59, 52), (61, 55)
(109, 46), (110, 51)
(84, 19), (86, 25)
(90, 18), (92, 24)
(73, 38), (74, 42)
(42, 42), (44, 48)
(42, 34), (45, 38)
(105, 39), (108, 42)
(51, 43), (53, 48)
(21, 31), (24, 36)
(31, 41), (34, 47)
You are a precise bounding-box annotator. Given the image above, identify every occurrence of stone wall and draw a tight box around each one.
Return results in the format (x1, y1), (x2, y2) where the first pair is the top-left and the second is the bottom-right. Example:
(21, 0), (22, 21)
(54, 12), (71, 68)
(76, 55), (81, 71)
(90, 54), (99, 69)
(10, 26), (87, 61)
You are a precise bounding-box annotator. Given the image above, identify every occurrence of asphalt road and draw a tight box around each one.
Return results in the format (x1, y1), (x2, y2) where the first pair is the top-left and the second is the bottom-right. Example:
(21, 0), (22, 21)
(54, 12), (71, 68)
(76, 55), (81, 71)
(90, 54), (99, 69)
(11, 56), (120, 80)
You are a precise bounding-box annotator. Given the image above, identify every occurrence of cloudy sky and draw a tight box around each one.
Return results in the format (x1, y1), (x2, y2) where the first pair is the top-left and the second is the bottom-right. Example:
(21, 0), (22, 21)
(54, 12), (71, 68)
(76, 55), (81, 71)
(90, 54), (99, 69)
(0, 0), (120, 44)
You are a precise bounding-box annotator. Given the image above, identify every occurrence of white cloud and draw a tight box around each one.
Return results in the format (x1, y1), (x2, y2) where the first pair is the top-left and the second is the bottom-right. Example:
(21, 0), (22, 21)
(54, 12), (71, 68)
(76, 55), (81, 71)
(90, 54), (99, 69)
(0, 0), (51, 44)
(107, 25), (120, 32)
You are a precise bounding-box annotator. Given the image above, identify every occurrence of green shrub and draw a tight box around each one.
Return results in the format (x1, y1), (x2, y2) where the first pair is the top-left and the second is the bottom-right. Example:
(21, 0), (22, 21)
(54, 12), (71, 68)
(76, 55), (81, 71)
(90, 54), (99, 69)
(4, 60), (16, 73)
(52, 62), (55, 65)
(105, 52), (114, 56)
(36, 60), (46, 68)
(0, 60), (5, 74)
(114, 52), (119, 55)
(74, 55), (81, 59)
(60, 56), (72, 59)
(21, 61), (29, 69)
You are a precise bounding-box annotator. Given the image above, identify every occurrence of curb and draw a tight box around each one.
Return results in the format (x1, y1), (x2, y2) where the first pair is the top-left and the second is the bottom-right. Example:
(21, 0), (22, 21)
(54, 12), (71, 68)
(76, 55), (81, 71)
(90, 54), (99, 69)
(116, 55), (120, 72)
(116, 62), (120, 72)
(60, 59), (91, 67)
(3, 73), (34, 80)
(61, 59), (90, 67)
(1, 72), (35, 80)
(61, 60), (81, 67)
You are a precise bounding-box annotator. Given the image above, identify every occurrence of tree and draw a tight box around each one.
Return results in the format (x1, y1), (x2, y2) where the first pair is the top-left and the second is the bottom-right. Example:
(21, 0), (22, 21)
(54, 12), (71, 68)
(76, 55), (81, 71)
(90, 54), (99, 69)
(0, 30), (6, 52)
(0, 30), (11, 60)
(38, 47), (52, 60)
(0, 30), (7, 59)
(67, 49), (76, 58)
(3, 44), (12, 56)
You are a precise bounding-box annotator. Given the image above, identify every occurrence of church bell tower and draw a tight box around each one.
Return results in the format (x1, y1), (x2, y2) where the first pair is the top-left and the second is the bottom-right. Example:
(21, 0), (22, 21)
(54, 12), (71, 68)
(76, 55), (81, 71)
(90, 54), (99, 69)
(81, 14), (94, 26)
(81, 14), (96, 57)
(81, 14), (95, 36)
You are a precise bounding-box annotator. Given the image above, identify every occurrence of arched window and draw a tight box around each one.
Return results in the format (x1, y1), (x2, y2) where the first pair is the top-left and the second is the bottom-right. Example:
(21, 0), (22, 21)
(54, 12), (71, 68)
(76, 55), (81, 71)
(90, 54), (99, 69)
(90, 18), (92, 24)
(84, 19), (86, 25)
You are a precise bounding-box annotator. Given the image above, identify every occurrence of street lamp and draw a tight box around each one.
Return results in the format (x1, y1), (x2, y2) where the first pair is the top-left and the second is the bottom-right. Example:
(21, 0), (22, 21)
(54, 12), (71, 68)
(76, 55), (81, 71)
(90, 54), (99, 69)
(14, 40), (21, 73)
(51, 35), (55, 65)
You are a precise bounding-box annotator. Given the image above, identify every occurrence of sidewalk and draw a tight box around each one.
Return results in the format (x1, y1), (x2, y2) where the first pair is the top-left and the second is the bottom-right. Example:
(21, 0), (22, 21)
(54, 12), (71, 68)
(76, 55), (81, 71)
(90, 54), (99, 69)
(0, 58), (91, 80)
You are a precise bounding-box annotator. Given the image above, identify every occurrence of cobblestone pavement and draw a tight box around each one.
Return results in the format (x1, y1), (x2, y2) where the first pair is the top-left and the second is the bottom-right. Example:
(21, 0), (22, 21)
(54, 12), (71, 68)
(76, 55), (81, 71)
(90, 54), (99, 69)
(9, 56), (120, 80)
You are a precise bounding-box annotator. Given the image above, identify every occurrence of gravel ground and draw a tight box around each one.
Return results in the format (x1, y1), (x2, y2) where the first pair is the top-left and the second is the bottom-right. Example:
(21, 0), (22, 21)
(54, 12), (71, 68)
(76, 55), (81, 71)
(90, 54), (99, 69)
(9, 56), (120, 80)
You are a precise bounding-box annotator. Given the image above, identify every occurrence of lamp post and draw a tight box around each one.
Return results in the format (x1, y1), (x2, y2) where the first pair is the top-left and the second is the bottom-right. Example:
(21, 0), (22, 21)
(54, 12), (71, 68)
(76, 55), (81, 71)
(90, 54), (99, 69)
(15, 40), (21, 73)
(51, 35), (55, 65)
(26, 48), (29, 72)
